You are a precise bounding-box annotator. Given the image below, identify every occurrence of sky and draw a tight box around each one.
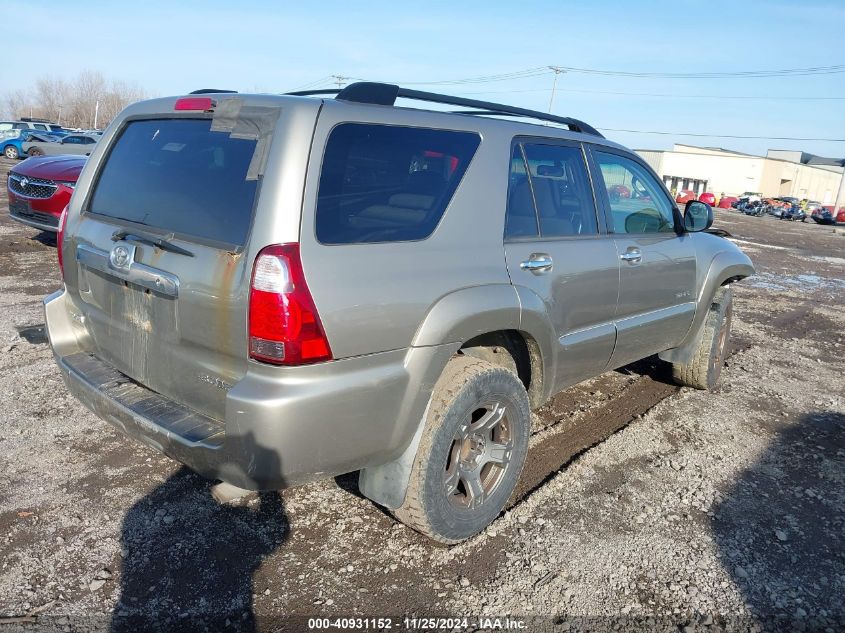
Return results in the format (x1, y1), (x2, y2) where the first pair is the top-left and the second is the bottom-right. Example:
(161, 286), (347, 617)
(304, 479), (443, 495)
(3, 0), (844, 158)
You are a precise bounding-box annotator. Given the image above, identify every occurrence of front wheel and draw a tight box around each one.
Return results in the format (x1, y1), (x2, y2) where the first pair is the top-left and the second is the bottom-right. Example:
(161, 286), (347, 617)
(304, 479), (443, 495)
(27, 147), (44, 157)
(671, 287), (733, 390)
(394, 356), (530, 544)
(4, 145), (19, 159)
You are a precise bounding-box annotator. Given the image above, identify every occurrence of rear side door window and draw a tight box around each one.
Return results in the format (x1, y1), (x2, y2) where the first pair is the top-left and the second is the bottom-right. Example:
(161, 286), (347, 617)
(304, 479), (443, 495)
(315, 123), (480, 244)
(592, 151), (676, 234)
(505, 141), (599, 239)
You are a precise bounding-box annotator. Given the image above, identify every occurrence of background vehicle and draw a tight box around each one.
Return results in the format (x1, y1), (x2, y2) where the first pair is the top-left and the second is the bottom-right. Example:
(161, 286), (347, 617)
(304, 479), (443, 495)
(698, 192), (716, 205)
(675, 189), (696, 204)
(780, 205), (806, 221)
(0, 118), (68, 138)
(44, 85), (753, 543)
(7, 155), (85, 232)
(718, 196), (738, 209)
(2, 130), (61, 159)
(837, 208), (845, 224)
(811, 208), (835, 225)
(23, 133), (98, 157)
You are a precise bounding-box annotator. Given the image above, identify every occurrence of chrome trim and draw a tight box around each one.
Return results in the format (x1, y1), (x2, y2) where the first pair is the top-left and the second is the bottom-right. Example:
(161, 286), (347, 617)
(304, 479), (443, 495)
(615, 302), (696, 332)
(76, 243), (180, 298)
(9, 211), (59, 233)
(559, 322), (616, 351)
(519, 254), (553, 273)
(8, 172), (58, 199)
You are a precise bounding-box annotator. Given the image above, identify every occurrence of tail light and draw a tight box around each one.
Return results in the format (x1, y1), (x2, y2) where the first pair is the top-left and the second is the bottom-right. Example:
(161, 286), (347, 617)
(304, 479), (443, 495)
(57, 206), (68, 277)
(248, 243), (332, 366)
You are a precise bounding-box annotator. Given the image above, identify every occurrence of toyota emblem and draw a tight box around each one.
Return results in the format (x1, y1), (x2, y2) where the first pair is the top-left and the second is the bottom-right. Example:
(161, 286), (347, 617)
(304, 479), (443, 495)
(109, 243), (134, 271)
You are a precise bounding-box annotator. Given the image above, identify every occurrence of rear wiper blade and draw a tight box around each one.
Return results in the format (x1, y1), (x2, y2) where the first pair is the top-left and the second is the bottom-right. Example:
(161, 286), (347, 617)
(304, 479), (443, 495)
(111, 229), (194, 257)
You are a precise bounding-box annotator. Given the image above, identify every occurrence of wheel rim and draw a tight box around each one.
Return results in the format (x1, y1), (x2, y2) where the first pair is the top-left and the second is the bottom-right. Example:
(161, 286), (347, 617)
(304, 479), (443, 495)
(443, 401), (513, 510)
(711, 302), (733, 382)
(5, 147), (16, 158)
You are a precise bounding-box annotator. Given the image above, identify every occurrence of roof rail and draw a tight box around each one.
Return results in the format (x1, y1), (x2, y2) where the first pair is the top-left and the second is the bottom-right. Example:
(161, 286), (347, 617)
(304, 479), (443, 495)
(189, 88), (238, 94)
(285, 82), (603, 137)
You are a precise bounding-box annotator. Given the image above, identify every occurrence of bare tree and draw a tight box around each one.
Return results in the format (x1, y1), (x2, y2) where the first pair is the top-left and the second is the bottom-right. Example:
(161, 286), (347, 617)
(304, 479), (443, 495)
(1, 71), (147, 129)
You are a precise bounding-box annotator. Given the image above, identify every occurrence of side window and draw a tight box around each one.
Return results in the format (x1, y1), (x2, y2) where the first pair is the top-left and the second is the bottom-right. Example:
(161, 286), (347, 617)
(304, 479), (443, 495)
(505, 142), (598, 239)
(33, 124), (48, 131)
(81, 137), (95, 144)
(315, 123), (480, 245)
(594, 151), (676, 234)
(505, 145), (538, 238)
(66, 136), (80, 144)
(522, 143), (598, 237)
(13, 123), (27, 130)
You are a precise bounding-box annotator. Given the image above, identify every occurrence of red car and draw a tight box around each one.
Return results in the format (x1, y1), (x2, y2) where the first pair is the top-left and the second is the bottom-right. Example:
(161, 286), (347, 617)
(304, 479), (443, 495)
(675, 190), (696, 204)
(698, 192), (716, 206)
(837, 208), (845, 224)
(718, 196), (738, 209)
(7, 155), (85, 232)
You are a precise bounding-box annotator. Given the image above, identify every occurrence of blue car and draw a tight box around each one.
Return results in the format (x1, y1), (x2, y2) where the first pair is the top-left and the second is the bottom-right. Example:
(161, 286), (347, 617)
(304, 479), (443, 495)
(2, 130), (61, 159)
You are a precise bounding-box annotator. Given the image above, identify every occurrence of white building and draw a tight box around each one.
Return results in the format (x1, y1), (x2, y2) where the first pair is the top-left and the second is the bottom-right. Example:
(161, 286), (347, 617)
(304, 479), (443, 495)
(636, 144), (844, 204)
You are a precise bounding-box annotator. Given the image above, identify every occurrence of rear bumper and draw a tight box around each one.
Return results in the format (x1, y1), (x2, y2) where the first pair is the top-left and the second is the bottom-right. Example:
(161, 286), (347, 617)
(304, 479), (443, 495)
(44, 289), (453, 490)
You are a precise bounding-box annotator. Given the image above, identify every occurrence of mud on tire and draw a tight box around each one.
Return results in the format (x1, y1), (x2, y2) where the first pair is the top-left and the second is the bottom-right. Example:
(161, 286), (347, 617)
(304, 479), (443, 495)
(671, 286), (733, 390)
(394, 355), (530, 544)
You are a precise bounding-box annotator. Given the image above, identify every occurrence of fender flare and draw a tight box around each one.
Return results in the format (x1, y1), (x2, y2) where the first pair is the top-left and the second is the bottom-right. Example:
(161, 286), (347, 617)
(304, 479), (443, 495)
(360, 284), (546, 510)
(659, 250), (754, 365)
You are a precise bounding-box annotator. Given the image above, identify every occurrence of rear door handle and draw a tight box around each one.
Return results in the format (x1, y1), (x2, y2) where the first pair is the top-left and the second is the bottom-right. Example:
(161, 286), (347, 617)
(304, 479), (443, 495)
(520, 253), (553, 274)
(620, 248), (642, 264)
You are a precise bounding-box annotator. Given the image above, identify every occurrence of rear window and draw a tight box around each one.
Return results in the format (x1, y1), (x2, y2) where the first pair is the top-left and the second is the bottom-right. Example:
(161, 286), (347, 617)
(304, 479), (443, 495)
(88, 119), (259, 247)
(315, 123), (480, 244)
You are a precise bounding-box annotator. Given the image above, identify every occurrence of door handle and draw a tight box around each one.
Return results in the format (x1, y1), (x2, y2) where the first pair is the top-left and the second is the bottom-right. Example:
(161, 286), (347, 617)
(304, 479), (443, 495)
(520, 253), (553, 274)
(620, 248), (642, 264)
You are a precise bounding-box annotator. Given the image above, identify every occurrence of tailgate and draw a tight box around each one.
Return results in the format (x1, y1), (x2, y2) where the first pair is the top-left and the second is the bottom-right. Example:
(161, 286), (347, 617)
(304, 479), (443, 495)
(65, 113), (277, 421)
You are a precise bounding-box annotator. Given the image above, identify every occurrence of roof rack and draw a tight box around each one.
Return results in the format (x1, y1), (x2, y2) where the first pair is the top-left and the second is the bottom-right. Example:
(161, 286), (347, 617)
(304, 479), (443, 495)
(189, 88), (238, 94)
(286, 82), (603, 138)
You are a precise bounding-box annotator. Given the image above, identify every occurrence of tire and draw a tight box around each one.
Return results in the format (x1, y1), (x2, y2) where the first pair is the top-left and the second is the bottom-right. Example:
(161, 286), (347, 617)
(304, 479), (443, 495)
(27, 147), (44, 157)
(672, 286), (733, 390)
(394, 355), (530, 544)
(4, 145), (19, 159)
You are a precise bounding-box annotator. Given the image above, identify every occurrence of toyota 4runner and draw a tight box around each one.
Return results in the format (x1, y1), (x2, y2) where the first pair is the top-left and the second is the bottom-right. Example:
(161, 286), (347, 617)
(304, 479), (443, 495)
(44, 83), (754, 543)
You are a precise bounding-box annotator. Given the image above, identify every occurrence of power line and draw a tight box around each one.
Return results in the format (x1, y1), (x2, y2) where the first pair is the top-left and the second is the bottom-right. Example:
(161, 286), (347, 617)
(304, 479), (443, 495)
(453, 87), (845, 101)
(551, 64), (845, 79)
(598, 127), (845, 142)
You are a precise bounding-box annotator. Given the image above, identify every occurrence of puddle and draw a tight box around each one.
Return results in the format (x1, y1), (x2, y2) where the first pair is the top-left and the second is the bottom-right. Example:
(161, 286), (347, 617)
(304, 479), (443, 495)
(748, 272), (845, 293)
(16, 324), (47, 345)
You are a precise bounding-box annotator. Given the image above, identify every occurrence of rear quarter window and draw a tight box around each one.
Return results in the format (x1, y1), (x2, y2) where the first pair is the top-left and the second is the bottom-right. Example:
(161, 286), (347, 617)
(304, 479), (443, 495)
(315, 123), (480, 244)
(88, 119), (259, 247)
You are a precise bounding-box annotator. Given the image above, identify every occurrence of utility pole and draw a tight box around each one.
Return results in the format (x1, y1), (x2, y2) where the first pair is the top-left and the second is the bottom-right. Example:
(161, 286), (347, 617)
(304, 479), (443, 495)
(58, 105), (62, 126)
(547, 66), (566, 113)
(833, 162), (845, 216)
(93, 100), (100, 129)
(332, 75), (350, 89)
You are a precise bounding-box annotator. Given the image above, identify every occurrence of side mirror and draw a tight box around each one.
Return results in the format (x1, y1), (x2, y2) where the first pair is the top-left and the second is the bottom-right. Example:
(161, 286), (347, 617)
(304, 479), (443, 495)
(684, 200), (713, 232)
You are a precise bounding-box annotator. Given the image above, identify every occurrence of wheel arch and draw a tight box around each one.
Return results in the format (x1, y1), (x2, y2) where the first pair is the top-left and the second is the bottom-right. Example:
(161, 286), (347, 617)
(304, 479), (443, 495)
(360, 284), (554, 510)
(659, 249), (754, 365)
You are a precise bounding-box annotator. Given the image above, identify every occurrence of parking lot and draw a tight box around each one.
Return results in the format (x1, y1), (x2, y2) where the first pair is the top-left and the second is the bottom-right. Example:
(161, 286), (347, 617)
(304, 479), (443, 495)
(0, 153), (843, 631)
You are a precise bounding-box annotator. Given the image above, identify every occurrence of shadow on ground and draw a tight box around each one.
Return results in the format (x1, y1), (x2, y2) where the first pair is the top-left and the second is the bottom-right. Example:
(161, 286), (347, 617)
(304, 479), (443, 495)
(714, 411), (845, 631)
(111, 467), (288, 632)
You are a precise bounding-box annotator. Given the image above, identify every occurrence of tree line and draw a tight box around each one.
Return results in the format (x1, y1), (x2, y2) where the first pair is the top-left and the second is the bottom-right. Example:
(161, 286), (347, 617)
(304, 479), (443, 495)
(2, 70), (146, 130)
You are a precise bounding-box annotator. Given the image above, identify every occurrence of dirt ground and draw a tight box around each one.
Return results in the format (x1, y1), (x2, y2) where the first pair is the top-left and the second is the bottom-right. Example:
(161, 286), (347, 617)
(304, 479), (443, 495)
(0, 154), (843, 632)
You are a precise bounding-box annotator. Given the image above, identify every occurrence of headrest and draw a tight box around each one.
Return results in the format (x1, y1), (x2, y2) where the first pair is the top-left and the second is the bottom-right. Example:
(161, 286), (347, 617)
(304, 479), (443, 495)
(389, 193), (435, 209)
(537, 165), (564, 177)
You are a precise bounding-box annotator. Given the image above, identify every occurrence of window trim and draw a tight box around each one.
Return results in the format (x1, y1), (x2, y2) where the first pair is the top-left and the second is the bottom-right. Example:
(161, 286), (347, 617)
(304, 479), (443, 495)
(504, 135), (606, 243)
(586, 144), (682, 236)
(313, 121), (482, 247)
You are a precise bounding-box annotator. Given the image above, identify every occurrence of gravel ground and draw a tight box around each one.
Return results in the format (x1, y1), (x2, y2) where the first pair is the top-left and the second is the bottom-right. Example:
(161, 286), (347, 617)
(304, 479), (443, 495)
(0, 154), (843, 632)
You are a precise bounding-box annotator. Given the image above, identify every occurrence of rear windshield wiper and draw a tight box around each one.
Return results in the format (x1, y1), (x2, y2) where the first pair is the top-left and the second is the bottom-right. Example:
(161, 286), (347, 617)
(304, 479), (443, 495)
(112, 229), (194, 257)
